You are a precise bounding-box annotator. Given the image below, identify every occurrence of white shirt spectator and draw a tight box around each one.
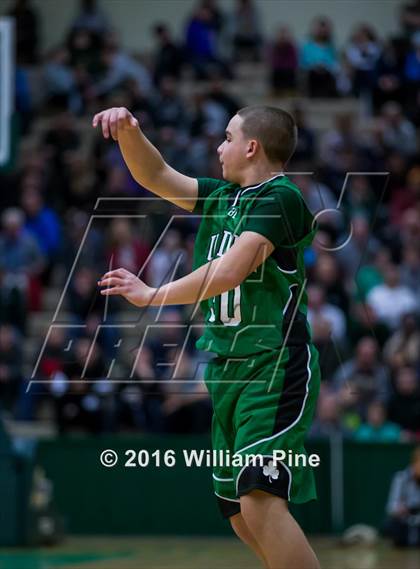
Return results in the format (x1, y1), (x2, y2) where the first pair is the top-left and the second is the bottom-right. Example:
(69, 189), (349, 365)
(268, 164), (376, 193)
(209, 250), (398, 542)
(367, 283), (418, 330)
(308, 303), (347, 343)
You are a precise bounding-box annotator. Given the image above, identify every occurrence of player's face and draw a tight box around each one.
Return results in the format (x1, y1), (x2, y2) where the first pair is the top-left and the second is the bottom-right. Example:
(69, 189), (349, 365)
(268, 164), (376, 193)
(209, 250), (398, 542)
(217, 115), (249, 184)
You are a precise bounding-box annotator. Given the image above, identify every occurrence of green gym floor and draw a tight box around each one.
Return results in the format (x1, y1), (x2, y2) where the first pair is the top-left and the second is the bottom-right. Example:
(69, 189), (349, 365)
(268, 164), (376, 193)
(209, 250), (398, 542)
(0, 536), (419, 569)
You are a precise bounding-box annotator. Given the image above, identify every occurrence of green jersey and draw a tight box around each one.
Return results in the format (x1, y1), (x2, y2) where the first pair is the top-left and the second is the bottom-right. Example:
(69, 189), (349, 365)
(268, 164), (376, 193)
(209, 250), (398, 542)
(192, 174), (317, 357)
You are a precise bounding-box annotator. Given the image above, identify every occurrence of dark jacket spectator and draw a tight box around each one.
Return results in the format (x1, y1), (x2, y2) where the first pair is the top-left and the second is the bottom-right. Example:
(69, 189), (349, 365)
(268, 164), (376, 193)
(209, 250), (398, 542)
(153, 23), (185, 83)
(268, 26), (298, 93)
(8, 0), (39, 64)
(0, 325), (23, 412)
(387, 366), (420, 434)
(385, 447), (420, 546)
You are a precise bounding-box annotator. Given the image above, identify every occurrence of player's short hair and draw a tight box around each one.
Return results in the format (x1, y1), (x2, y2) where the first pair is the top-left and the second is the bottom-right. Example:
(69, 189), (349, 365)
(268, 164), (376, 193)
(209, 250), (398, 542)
(237, 105), (297, 165)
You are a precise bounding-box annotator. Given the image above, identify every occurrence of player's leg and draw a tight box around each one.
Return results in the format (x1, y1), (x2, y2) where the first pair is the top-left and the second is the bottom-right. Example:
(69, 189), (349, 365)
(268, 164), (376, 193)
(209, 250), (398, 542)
(232, 344), (322, 568)
(240, 490), (320, 569)
(230, 512), (268, 568)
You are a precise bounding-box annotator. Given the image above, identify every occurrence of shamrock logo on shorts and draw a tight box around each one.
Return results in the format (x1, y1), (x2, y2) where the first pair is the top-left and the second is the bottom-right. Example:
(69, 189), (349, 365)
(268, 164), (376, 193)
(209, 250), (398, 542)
(263, 460), (279, 483)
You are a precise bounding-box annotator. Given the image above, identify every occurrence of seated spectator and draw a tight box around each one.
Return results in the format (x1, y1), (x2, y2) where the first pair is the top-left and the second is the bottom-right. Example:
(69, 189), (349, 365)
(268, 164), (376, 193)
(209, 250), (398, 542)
(385, 152), (408, 201)
(346, 175), (377, 221)
(352, 247), (389, 303)
(290, 174), (336, 222)
(0, 208), (44, 320)
(38, 326), (68, 379)
(333, 336), (390, 424)
(189, 91), (228, 140)
(106, 218), (150, 282)
(309, 389), (350, 438)
(101, 163), (137, 198)
(268, 25), (298, 94)
(153, 76), (187, 130)
(400, 1), (420, 38)
(43, 111), (81, 164)
(307, 283), (346, 380)
(319, 112), (360, 173)
(354, 400), (401, 442)
(21, 187), (61, 284)
(42, 47), (82, 115)
(307, 283), (347, 344)
(71, 0), (110, 34)
(43, 111), (81, 207)
(68, 266), (106, 321)
(146, 308), (194, 378)
(185, 5), (231, 79)
(206, 77), (242, 118)
(147, 229), (187, 289)
(231, 0), (262, 62)
(290, 107), (315, 163)
(63, 152), (98, 210)
(152, 23), (185, 84)
(161, 348), (211, 434)
(335, 215), (381, 280)
(398, 209), (420, 254)
(404, 31), (420, 109)
(93, 33), (153, 99)
(387, 366), (420, 435)
(383, 312), (420, 369)
(154, 126), (193, 174)
(119, 345), (165, 433)
(313, 254), (350, 314)
(62, 209), (106, 274)
(385, 447), (420, 546)
(372, 40), (403, 112)
(401, 245), (420, 296)
(348, 301), (391, 349)
(188, 121), (224, 176)
(49, 337), (112, 433)
(366, 264), (418, 331)
(201, 0), (224, 37)
(66, 26), (103, 87)
(390, 166), (420, 226)
(301, 17), (338, 97)
(379, 101), (417, 157)
(345, 24), (382, 97)
(0, 324), (23, 413)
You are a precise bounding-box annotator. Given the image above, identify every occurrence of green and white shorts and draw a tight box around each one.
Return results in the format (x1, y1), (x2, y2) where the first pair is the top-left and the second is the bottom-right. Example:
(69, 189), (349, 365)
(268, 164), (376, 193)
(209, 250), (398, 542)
(204, 343), (321, 518)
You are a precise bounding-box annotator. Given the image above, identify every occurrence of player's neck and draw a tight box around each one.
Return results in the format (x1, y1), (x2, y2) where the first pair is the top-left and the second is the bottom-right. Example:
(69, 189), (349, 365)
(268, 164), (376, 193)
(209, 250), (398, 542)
(237, 164), (283, 188)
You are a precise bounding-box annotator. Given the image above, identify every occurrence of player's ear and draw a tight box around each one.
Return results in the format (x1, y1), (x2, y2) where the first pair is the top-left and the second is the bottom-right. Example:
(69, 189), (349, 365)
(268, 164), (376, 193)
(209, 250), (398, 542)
(246, 139), (258, 158)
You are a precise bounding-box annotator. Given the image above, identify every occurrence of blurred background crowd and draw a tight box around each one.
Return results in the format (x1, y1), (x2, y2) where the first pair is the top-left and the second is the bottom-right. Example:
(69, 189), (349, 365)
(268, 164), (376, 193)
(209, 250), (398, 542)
(1, 0), (420, 445)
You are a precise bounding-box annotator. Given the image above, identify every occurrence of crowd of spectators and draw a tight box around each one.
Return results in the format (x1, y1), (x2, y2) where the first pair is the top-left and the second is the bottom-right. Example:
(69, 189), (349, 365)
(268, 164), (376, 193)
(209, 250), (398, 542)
(0, 0), (420, 441)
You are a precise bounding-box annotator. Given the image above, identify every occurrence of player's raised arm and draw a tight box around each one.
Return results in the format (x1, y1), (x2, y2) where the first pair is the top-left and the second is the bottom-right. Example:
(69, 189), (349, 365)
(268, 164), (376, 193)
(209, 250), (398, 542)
(92, 107), (198, 211)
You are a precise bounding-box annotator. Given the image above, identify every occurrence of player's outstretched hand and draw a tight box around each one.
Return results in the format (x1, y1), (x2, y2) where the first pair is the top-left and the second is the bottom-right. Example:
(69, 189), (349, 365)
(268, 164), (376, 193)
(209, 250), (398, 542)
(98, 268), (155, 307)
(92, 107), (139, 141)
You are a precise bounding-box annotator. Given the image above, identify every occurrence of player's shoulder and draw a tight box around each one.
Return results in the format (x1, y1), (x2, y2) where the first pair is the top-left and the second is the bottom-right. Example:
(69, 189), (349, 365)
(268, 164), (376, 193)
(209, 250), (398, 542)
(265, 174), (302, 196)
(194, 177), (238, 214)
(257, 175), (315, 230)
(257, 175), (304, 206)
(197, 177), (236, 194)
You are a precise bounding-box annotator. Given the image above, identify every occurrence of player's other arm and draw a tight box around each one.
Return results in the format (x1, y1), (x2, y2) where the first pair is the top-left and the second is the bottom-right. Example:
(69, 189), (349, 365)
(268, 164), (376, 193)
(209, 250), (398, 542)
(98, 231), (274, 307)
(92, 107), (198, 212)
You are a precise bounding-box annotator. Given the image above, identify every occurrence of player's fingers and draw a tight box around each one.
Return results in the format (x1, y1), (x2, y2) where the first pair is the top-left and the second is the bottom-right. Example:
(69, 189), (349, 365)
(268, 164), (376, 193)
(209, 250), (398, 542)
(117, 108), (129, 130)
(98, 277), (125, 288)
(109, 108), (119, 141)
(101, 110), (111, 139)
(100, 286), (125, 296)
(92, 111), (105, 128)
(130, 115), (139, 128)
(117, 267), (133, 275)
(101, 268), (128, 280)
